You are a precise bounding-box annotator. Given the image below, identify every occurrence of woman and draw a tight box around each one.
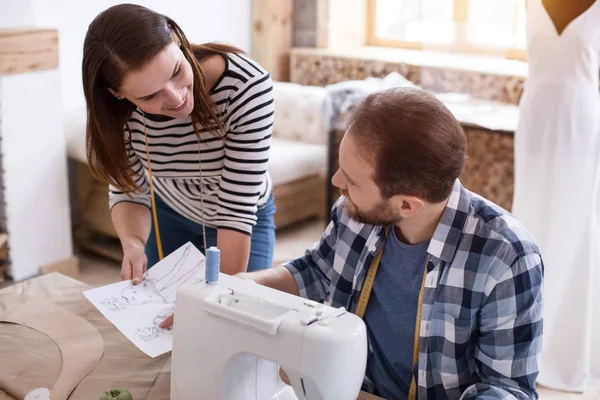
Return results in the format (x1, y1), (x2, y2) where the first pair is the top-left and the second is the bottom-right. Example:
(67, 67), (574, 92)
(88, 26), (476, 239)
(82, 4), (276, 286)
(512, 0), (600, 392)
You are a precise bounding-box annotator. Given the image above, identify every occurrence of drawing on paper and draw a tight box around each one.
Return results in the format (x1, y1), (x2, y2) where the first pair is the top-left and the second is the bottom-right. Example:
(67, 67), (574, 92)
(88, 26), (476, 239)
(136, 307), (175, 341)
(83, 241), (206, 357)
(120, 244), (203, 306)
(100, 244), (204, 310)
(136, 326), (160, 342)
(101, 297), (127, 311)
(153, 308), (174, 335)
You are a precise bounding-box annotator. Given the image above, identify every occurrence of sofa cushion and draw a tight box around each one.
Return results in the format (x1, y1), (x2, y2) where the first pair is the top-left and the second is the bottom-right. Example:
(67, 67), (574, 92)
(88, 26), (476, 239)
(268, 138), (327, 186)
(273, 81), (328, 146)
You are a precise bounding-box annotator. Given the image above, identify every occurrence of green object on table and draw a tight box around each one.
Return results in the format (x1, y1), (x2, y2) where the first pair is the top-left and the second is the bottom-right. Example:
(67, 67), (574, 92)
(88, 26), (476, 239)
(99, 388), (133, 400)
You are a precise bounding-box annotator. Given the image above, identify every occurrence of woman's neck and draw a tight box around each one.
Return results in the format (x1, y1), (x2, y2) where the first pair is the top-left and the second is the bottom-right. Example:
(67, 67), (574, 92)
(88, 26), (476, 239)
(199, 54), (226, 92)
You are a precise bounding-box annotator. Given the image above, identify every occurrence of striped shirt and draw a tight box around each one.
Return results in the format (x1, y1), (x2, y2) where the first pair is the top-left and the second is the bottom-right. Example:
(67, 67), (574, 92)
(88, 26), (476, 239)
(284, 180), (543, 399)
(109, 53), (274, 235)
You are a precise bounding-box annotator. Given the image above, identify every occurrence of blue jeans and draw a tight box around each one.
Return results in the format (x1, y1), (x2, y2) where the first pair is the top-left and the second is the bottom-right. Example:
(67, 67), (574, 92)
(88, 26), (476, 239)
(145, 194), (276, 272)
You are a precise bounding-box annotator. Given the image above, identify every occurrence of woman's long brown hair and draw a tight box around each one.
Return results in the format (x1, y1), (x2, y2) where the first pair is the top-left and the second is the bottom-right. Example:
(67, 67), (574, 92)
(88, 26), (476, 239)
(82, 4), (242, 193)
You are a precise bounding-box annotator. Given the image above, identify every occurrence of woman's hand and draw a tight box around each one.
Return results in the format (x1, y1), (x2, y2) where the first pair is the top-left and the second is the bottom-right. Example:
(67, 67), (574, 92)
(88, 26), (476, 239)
(121, 241), (148, 284)
(111, 202), (152, 284)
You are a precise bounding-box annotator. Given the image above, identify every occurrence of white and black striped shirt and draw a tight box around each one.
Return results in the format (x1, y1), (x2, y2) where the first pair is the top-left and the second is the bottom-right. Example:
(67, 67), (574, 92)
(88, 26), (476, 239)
(109, 53), (274, 235)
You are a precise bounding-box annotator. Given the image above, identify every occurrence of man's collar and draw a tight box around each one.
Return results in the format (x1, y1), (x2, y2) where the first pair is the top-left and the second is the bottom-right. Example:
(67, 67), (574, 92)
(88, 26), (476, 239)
(426, 180), (471, 263)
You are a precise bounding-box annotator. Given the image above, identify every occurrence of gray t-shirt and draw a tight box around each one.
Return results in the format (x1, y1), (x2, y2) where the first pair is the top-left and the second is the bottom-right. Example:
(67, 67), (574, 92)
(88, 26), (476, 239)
(363, 227), (429, 400)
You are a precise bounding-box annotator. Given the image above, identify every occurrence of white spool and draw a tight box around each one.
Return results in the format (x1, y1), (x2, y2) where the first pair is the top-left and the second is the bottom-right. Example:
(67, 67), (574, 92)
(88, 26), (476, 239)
(24, 388), (50, 400)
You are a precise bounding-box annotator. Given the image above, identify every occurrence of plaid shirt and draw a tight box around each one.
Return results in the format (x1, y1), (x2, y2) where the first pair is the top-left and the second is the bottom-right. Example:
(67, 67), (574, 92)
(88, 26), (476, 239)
(284, 180), (543, 399)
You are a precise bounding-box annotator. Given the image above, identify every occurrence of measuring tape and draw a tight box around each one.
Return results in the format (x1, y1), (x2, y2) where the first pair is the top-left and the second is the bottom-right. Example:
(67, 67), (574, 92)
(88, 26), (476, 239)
(408, 268), (427, 400)
(142, 117), (164, 261)
(354, 239), (385, 319)
(141, 114), (209, 261)
(354, 227), (428, 400)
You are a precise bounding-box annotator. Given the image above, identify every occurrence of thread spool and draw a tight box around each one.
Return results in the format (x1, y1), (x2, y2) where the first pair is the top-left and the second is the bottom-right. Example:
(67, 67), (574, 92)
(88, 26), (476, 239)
(99, 388), (133, 400)
(205, 246), (220, 284)
(24, 388), (50, 400)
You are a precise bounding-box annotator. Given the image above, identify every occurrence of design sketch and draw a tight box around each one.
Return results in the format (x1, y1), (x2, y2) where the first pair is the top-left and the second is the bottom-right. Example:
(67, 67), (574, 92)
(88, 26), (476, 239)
(101, 297), (127, 311)
(84, 241), (206, 357)
(135, 307), (175, 341)
(136, 326), (160, 342)
(102, 244), (204, 309)
(121, 244), (203, 305)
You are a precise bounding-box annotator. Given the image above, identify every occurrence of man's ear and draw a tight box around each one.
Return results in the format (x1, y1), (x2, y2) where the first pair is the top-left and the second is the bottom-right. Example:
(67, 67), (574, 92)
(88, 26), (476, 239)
(108, 88), (124, 100)
(396, 195), (425, 218)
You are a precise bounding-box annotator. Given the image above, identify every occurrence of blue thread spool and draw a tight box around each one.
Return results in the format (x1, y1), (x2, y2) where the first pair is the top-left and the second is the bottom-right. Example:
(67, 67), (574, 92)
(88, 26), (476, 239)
(205, 247), (220, 284)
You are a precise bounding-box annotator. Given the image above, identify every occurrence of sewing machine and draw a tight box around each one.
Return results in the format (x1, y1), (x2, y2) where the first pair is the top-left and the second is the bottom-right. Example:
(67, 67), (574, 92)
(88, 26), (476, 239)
(171, 268), (368, 399)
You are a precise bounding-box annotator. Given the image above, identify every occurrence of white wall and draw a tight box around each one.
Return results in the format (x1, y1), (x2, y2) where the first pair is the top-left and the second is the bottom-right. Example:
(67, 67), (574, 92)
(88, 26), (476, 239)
(0, 0), (35, 27)
(0, 70), (72, 281)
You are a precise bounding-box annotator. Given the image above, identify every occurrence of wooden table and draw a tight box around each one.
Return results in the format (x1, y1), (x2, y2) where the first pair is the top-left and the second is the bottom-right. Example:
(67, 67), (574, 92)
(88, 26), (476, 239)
(0, 273), (383, 399)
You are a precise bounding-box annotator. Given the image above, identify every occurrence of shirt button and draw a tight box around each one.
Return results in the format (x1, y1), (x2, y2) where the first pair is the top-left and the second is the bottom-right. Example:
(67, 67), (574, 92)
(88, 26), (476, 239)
(369, 245), (376, 252)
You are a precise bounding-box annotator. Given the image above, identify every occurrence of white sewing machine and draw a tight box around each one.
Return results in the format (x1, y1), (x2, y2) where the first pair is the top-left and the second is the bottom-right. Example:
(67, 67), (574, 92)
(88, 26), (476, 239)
(171, 266), (368, 399)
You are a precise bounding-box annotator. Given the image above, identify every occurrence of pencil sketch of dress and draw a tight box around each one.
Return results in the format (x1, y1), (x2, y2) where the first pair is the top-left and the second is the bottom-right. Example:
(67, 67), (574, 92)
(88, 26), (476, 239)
(83, 241), (206, 357)
(120, 244), (203, 305)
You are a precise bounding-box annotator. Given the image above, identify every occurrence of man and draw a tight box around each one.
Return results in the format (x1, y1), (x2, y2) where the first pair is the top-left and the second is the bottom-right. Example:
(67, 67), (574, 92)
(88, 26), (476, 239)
(239, 87), (543, 400)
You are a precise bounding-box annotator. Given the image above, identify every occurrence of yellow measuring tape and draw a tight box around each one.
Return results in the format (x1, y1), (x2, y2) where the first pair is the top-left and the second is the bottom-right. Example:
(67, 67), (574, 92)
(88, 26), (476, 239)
(140, 113), (208, 261)
(354, 227), (428, 400)
(142, 117), (164, 261)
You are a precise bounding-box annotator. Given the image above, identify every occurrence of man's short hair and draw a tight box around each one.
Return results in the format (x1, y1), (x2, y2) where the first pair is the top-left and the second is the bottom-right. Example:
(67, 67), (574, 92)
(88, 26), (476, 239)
(347, 87), (467, 203)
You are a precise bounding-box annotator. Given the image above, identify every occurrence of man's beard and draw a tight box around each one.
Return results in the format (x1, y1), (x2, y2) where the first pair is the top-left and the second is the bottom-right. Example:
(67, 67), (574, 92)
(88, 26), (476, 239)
(340, 190), (401, 226)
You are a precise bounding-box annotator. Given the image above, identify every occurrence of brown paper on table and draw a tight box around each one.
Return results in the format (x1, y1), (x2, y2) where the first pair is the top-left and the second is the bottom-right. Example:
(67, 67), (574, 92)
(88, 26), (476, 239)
(0, 294), (104, 400)
(0, 274), (171, 400)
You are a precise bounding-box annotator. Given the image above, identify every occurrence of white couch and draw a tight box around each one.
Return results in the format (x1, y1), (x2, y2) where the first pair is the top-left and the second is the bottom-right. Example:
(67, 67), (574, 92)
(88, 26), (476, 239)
(66, 81), (329, 258)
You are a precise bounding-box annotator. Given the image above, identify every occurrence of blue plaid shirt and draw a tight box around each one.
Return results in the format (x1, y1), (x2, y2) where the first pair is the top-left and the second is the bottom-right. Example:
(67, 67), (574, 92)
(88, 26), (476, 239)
(284, 180), (543, 399)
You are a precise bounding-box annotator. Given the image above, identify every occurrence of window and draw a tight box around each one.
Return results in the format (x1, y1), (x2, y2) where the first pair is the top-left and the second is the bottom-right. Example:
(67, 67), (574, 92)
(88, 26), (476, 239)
(367, 0), (527, 60)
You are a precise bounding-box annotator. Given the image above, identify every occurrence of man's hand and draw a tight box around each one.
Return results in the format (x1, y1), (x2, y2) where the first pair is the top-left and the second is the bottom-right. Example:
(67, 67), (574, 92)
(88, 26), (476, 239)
(160, 313), (174, 328)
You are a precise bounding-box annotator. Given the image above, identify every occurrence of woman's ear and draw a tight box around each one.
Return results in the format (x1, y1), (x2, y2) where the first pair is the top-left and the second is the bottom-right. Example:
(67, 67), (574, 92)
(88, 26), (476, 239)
(108, 88), (124, 100)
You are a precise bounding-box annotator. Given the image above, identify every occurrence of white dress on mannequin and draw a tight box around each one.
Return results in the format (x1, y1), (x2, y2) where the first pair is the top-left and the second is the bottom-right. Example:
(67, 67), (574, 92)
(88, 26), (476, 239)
(512, 0), (600, 392)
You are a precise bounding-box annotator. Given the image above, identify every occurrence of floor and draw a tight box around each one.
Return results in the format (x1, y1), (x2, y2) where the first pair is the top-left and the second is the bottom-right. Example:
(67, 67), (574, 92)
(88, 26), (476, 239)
(3, 218), (600, 399)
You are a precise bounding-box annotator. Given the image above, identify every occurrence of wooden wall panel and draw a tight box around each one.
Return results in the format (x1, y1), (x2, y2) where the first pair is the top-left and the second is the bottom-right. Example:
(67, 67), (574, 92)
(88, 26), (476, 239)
(0, 29), (59, 76)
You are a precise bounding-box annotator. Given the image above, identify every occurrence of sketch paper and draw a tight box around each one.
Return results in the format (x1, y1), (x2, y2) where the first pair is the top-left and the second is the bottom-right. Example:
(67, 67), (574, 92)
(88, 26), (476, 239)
(83, 242), (206, 357)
